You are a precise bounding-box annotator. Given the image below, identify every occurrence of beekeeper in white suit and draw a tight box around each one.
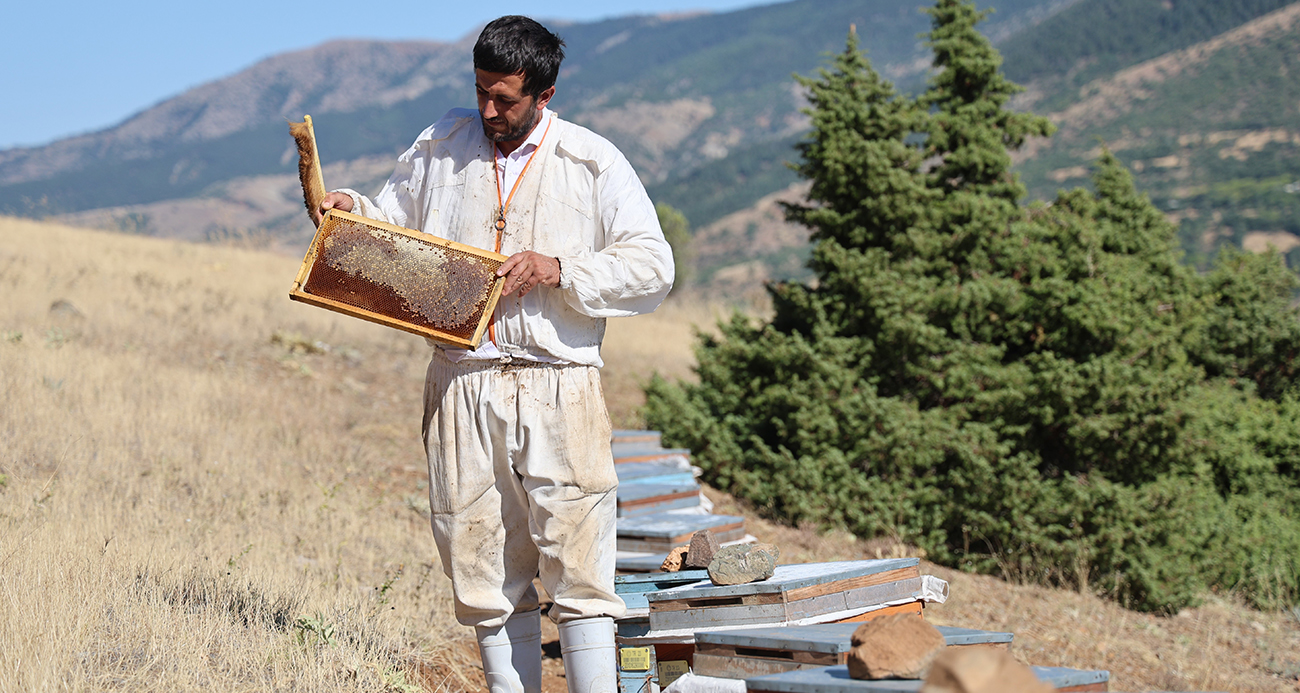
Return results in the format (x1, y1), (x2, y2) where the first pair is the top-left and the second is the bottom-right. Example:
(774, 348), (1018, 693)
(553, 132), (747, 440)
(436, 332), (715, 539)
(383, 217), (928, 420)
(319, 14), (673, 693)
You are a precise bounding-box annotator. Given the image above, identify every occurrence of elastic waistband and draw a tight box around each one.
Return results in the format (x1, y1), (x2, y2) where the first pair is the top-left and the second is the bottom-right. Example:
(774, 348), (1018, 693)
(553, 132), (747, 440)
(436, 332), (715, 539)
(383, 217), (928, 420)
(430, 348), (573, 372)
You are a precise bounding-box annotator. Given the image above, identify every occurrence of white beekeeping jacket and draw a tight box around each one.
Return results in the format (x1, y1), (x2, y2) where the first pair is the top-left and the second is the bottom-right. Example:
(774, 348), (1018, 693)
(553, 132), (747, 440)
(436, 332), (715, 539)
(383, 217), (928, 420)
(335, 108), (675, 368)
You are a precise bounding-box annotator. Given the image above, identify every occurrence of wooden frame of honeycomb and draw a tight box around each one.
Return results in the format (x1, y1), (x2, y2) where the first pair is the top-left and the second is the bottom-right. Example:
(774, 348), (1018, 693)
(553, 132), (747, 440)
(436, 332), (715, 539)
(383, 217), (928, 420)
(289, 209), (507, 348)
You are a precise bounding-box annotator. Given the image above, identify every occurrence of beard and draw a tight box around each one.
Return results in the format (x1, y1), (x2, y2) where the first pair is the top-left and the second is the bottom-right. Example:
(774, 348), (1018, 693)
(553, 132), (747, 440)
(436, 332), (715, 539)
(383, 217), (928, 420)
(482, 103), (542, 144)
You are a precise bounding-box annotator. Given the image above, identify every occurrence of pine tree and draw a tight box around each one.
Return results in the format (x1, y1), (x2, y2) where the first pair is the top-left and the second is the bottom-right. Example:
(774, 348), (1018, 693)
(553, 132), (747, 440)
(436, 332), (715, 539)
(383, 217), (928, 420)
(645, 0), (1300, 612)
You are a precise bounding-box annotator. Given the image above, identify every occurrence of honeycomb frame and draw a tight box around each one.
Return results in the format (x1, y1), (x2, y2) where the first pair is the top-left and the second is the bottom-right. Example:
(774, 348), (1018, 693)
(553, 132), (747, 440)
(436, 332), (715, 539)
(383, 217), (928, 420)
(290, 209), (507, 348)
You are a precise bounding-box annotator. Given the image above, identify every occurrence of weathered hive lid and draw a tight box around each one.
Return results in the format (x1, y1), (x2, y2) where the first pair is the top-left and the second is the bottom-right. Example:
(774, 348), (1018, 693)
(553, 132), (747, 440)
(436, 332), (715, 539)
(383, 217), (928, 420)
(615, 569), (712, 591)
(612, 443), (692, 463)
(745, 664), (1109, 693)
(616, 513), (745, 540)
(616, 482), (700, 502)
(647, 559), (919, 603)
(695, 623), (1012, 653)
(615, 460), (693, 481)
(612, 429), (662, 445)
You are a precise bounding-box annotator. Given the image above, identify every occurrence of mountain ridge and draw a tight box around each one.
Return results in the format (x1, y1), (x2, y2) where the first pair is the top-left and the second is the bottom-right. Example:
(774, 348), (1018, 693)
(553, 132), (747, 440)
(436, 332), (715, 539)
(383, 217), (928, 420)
(0, 0), (1065, 217)
(0, 38), (471, 186)
(4, 0), (1294, 294)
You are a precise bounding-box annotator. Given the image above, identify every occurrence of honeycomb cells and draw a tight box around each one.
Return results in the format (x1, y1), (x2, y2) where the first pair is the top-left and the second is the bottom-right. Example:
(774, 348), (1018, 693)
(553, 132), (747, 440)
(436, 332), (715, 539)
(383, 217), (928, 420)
(303, 216), (502, 340)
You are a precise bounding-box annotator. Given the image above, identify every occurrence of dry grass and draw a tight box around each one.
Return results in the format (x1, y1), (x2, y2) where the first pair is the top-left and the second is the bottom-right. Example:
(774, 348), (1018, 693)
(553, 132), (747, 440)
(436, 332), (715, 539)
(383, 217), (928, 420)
(4, 215), (1297, 692)
(0, 216), (479, 691)
(0, 215), (729, 691)
(602, 298), (730, 430)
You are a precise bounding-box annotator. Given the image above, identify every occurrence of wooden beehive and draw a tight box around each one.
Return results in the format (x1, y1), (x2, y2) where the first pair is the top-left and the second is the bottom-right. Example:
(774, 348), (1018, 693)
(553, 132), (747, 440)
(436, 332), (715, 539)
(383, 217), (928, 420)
(290, 209), (506, 348)
(693, 624), (1013, 679)
(616, 482), (702, 517)
(612, 444), (693, 465)
(646, 560), (922, 632)
(614, 461), (697, 487)
(744, 664), (1109, 693)
(615, 513), (747, 553)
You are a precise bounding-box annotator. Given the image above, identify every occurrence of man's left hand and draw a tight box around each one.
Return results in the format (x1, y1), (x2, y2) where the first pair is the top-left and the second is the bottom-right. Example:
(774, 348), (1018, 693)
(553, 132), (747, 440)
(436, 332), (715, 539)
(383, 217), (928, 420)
(498, 251), (561, 298)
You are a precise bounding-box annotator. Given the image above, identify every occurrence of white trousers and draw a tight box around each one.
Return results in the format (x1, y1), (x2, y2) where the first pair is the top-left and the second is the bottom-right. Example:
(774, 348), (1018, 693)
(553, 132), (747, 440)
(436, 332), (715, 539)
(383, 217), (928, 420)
(422, 352), (627, 629)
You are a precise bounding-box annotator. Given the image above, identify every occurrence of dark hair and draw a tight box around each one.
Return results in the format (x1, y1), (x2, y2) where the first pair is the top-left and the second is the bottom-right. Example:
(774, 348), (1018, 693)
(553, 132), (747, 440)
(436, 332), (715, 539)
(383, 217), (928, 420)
(473, 16), (566, 98)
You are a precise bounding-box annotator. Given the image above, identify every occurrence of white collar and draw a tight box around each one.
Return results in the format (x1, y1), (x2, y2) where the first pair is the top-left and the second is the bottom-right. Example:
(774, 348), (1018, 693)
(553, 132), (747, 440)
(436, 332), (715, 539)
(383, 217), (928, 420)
(496, 109), (553, 159)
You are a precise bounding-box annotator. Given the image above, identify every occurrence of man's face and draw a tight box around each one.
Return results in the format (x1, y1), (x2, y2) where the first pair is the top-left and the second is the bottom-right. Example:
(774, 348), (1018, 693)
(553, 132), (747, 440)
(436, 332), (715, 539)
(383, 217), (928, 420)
(475, 70), (554, 147)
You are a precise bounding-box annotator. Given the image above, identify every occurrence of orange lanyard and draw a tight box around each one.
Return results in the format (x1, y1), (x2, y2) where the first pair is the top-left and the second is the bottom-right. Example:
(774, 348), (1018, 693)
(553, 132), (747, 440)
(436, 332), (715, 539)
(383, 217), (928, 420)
(491, 115), (552, 253)
(487, 114), (551, 346)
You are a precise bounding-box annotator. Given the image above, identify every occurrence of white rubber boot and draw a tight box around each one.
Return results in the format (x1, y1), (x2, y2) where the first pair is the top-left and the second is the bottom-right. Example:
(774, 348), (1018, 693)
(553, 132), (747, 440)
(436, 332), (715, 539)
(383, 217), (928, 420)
(558, 616), (617, 693)
(505, 608), (543, 693)
(476, 609), (543, 693)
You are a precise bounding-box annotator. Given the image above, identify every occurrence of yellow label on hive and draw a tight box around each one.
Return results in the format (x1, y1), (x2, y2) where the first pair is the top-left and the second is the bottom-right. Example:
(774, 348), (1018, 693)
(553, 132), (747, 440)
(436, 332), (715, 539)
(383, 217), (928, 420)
(619, 647), (651, 672)
(658, 660), (688, 687)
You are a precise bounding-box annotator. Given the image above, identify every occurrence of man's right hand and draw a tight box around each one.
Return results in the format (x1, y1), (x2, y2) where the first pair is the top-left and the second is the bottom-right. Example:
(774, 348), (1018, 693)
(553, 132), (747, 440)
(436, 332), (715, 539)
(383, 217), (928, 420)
(316, 192), (354, 224)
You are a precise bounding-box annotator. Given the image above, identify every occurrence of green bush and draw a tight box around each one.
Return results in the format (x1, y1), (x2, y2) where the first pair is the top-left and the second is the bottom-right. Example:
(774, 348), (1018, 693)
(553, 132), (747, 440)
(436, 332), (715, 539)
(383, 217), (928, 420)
(644, 0), (1300, 613)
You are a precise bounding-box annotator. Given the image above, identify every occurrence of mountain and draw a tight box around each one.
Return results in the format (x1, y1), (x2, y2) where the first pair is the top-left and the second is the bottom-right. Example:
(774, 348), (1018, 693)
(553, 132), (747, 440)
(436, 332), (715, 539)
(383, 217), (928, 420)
(1012, 1), (1300, 267)
(998, 0), (1297, 112)
(0, 0), (1070, 244)
(695, 0), (1300, 293)
(4, 0), (1295, 294)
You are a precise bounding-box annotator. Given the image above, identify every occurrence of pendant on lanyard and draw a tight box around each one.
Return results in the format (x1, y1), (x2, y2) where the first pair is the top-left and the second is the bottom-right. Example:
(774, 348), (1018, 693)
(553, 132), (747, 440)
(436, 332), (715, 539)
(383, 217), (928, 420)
(487, 114), (552, 346)
(491, 115), (553, 253)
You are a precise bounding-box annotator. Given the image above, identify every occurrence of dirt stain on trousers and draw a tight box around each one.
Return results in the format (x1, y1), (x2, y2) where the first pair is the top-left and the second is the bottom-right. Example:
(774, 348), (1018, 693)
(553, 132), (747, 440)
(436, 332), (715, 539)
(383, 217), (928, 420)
(422, 350), (625, 628)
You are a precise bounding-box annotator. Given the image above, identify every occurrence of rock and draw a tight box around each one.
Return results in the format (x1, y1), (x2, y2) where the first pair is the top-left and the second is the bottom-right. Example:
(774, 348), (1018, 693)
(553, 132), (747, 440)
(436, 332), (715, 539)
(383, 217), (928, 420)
(846, 613), (946, 680)
(683, 530), (721, 569)
(920, 647), (1052, 693)
(706, 543), (779, 585)
(661, 545), (690, 572)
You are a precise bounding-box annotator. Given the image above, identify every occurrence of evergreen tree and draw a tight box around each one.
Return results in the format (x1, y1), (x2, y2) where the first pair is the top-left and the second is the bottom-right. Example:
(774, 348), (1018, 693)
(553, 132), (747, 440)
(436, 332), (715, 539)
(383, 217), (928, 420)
(656, 202), (694, 288)
(645, 0), (1300, 612)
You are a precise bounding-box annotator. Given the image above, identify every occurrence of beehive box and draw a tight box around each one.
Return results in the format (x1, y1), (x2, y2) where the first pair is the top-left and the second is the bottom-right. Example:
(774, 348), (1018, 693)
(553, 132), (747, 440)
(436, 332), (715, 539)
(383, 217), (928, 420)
(614, 461), (696, 487)
(612, 444), (692, 465)
(616, 482), (701, 517)
(692, 624), (1013, 679)
(290, 209), (506, 348)
(615, 570), (712, 612)
(616, 513), (746, 553)
(647, 560), (921, 632)
(745, 664), (1109, 693)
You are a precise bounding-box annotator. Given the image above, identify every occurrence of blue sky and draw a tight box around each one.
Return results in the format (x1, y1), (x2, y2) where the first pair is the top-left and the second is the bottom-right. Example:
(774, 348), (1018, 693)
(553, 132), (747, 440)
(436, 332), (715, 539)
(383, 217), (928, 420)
(1, 0), (763, 151)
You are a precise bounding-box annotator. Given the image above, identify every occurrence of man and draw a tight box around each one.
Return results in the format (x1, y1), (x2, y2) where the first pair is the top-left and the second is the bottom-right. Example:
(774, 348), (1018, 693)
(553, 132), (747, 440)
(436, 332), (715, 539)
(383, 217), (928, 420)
(318, 15), (674, 693)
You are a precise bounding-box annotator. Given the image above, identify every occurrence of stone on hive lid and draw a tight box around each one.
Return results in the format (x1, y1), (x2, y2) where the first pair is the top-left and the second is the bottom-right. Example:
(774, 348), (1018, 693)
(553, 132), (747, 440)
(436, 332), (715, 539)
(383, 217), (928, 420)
(921, 647), (1053, 693)
(707, 543), (779, 585)
(661, 545), (690, 572)
(846, 613), (946, 680)
(684, 529), (721, 569)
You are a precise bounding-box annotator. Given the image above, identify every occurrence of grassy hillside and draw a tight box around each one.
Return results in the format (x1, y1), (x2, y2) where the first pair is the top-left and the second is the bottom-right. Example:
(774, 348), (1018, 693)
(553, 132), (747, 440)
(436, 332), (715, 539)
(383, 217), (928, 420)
(0, 215), (702, 691)
(5, 0), (1298, 298)
(1, 216), (1296, 691)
